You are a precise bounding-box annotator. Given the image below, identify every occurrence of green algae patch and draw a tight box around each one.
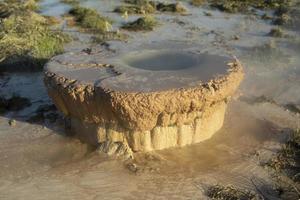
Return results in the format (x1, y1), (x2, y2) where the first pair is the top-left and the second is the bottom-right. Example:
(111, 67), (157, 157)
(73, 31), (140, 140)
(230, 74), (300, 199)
(0, 1), (71, 70)
(69, 7), (112, 33)
(122, 15), (158, 31)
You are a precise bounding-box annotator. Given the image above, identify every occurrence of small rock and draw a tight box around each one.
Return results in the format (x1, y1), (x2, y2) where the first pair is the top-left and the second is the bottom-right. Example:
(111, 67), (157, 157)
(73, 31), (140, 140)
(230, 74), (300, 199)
(126, 163), (138, 173)
(261, 13), (272, 20)
(97, 141), (133, 159)
(233, 35), (239, 40)
(204, 11), (212, 16)
(8, 119), (16, 126)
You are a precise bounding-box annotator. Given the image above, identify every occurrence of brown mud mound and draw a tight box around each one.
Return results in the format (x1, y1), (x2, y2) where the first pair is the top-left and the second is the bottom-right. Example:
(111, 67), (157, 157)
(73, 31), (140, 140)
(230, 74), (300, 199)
(44, 49), (244, 155)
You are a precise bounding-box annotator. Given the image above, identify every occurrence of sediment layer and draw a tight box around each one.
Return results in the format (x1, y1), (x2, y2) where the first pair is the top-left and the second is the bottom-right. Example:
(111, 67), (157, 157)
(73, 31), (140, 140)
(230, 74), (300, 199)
(44, 50), (244, 152)
(71, 100), (226, 152)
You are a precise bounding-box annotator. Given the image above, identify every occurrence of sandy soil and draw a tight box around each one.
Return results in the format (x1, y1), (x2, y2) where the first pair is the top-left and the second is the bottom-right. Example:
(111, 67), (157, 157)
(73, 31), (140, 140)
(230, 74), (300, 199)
(0, 0), (299, 199)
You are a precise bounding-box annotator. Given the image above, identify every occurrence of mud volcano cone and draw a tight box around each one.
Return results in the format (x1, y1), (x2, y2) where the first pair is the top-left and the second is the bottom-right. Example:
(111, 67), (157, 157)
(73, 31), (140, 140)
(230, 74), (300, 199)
(44, 50), (244, 155)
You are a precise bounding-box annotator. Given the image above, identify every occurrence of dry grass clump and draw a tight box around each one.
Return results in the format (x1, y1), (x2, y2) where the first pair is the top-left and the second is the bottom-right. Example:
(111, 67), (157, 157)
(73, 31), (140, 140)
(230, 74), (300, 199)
(91, 31), (128, 43)
(207, 0), (294, 25)
(114, 3), (156, 15)
(206, 184), (257, 200)
(69, 6), (112, 33)
(124, 0), (152, 5)
(60, 0), (80, 6)
(122, 0), (187, 14)
(273, 13), (292, 25)
(122, 15), (158, 31)
(68, 6), (129, 43)
(0, 0), (71, 69)
(259, 128), (300, 200)
(210, 0), (292, 13)
(0, 0), (38, 18)
(191, 0), (206, 7)
(273, 5), (292, 25)
(155, 2), (187, 13)
(267, 130), (300, 181)
(268, 27), (284, 37)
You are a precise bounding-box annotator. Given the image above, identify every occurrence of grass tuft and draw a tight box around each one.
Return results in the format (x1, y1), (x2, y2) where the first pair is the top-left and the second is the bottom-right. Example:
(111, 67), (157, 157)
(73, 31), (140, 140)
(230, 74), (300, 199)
(267, 129), (300, 179)
(0, 1), (71, 70)
(114, 3), (156, 15)
(206, 184), (257, 200)
(91, 31), (128, 43)
(191, 0), (206, 7)
(122, 15), (158, 31)
(210, 0), (292, 13)
(60, 0), (80, 6)
(268, 28), (284, 37)
(69, 6), (112, 33)
(124, 0), (187, 13)
(156, 2), (187, 13)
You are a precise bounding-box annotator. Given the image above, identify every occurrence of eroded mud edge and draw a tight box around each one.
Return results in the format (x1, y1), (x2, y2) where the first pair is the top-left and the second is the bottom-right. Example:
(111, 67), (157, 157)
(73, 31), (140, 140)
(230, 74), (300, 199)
(70, 100), (226, 153)
(43, 60), (244, 152)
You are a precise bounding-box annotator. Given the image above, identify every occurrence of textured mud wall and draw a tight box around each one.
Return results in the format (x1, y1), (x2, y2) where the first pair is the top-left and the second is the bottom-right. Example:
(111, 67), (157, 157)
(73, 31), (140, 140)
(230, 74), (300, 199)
(70, 100), (226, 152)
(44, 59), (243, 152)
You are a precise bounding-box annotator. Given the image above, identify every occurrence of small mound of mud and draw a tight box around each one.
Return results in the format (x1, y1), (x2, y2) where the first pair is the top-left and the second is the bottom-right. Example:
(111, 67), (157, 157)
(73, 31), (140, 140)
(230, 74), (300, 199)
(44, 49), (244, 154)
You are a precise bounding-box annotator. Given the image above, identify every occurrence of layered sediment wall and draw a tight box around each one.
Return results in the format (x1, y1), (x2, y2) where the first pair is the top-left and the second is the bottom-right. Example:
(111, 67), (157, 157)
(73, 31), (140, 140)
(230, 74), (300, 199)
(44, 50), (244, 154)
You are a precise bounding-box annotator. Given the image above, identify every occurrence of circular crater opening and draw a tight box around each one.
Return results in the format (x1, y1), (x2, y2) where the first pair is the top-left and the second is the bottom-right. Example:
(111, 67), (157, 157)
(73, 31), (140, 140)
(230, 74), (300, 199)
(123, 51), (198, 71)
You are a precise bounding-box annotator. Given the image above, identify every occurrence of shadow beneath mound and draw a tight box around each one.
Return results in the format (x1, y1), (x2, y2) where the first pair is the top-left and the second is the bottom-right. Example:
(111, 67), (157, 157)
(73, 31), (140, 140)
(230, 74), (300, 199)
(0, 70), (71, 137)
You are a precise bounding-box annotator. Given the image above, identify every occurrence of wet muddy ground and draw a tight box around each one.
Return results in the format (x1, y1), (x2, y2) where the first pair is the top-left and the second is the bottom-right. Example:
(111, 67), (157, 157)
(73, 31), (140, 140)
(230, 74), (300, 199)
(0, 0), (300, 199)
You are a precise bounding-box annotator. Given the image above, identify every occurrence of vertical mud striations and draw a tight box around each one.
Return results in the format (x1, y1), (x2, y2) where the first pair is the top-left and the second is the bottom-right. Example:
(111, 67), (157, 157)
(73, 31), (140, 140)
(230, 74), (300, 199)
(44, 50), (244, 154)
